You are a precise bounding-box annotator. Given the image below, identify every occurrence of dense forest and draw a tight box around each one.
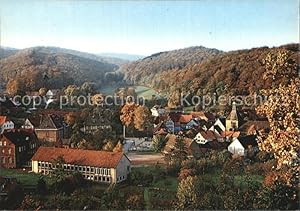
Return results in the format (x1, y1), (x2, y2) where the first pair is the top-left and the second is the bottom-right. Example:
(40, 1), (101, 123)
(0, 47), (124, 94)
(0, 44), (298, 97)
(121, 46), (222, 86)
(121, 44), (299, 96)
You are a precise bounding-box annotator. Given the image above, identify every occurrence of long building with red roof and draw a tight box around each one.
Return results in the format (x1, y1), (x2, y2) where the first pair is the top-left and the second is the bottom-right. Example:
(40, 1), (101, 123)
(31, 146), (131, 183)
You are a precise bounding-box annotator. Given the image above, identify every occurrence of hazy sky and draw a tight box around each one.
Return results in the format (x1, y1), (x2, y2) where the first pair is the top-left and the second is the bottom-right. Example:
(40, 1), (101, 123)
(0, 0), (298, 55)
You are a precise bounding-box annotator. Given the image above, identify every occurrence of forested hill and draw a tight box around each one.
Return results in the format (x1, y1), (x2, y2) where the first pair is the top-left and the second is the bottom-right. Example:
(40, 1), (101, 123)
(120, 46), (222, 85)
(0, 46), (129, 65)
(0, 47), (122, 94)
(0, 47), (19, 59)
(121, 44), (299, 95)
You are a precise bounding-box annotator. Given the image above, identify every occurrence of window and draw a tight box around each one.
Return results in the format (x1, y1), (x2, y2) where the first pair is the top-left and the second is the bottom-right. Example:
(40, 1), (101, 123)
(108, 169), (111, 175)
(79, 166), (82, 171)
(2, 157), (5, 164)
(8, 157), (12, 164)
(91, 167), (94, 173)
(38, 162), (41, 167)
(87, 167), (90, 172)
(4, 141), (6, 146)
(2, 149), (4, 154)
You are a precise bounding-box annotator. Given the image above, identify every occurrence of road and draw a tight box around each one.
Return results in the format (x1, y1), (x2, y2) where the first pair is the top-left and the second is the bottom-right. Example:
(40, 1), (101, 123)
(126, 152), (165, 166)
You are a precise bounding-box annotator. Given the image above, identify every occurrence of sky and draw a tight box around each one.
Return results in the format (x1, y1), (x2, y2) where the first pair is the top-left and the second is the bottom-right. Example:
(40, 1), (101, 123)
(0, 0), (299, 55)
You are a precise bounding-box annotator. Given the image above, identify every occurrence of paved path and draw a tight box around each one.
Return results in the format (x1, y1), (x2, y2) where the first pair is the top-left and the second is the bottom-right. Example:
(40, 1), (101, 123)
(127, 152), (165, 166)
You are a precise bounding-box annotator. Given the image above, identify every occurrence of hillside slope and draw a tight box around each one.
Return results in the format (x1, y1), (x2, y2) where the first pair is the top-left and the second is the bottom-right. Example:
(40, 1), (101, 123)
(121, 46), (222, 85)
(0, 47), (120, 93)
(0, 47), (19, 59)
(121, 44), (299, 95)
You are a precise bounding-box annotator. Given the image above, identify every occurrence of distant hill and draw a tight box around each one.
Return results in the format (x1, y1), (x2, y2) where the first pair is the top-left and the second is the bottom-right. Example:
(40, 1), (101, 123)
(121, 44), (299, 95)
(0, 47), (19, 59)
(120, 46), (222, 86)
(98, 53), (145, 61)
(0, 46), (129, 66)
(0, 47), (123, 94)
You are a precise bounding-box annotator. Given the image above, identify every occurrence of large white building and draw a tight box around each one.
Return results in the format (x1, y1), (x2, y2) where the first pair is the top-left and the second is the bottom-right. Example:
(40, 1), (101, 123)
(31, 146), (131, 183)
(228, 135), (258, 156)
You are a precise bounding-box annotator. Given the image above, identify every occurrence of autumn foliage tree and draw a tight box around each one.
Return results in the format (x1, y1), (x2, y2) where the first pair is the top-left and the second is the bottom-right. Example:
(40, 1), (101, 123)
(133, 105), (152, 131)
(120, 103), (138, 127)
(120, 103), (152, 131)
(256, 50), (299, 172)
(113, 141), (123, 152)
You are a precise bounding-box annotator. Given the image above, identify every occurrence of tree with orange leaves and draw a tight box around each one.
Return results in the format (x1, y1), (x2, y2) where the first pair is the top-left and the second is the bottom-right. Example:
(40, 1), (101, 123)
(256, 49), (299, 185)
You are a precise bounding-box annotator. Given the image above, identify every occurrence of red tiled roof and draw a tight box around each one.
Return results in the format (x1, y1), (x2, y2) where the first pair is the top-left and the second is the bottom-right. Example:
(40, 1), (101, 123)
(32, 147), (127, 168)
(169, 113), (182, 123)
(2, 129), (37, 145)
(199, 130), (221, 140)
(191, 112), (215, 122)
(0, 116), (8, 125)
(179, 115), (193, 124)
(221, 130), (240, 138)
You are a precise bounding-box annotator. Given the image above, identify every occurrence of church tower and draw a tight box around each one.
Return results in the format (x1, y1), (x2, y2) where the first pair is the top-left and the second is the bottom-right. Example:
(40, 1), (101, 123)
(226, 102), (239, 130)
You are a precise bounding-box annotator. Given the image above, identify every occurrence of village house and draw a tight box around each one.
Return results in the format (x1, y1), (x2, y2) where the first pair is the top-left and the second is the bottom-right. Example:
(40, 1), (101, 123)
(22, 115), (41, 130)
(192, 140), (229, 158)
(221, 130), (240, 142)
(46, 89), (63, 99)
(31, 147), (131, 183)
(150, 105), (166, 117)
(209, 117), (226, 135)
(33, 114), (69, 143)
(228, 135), (259, 157)
(0, 116), (14, 134)
(193, 130), (223, 144)
(80, 110), (113, 134)
(80, 119), (112, 134)
(0, 129), (39, 168)
(190, 111), (215, 123)
(164, 118), (176, 133)
(0, 97), (22, 115)
(178, 114), (193, 129)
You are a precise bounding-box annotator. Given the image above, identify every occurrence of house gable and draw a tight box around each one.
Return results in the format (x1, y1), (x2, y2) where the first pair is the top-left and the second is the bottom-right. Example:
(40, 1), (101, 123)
(228, 138), (245, 156)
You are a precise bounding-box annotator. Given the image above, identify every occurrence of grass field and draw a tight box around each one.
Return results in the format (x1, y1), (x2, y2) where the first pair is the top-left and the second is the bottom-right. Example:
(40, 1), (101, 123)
(99, 85), (165, 100)
(134, 86), (161, 100)
(0, 168), (41, 187)
(131, 165), (177, 209)
(98, 84), (120, 95)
